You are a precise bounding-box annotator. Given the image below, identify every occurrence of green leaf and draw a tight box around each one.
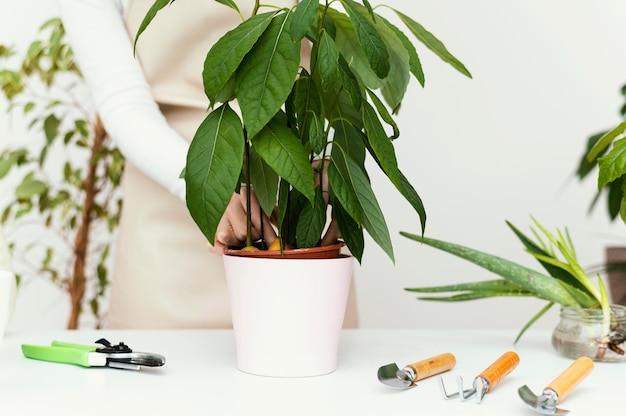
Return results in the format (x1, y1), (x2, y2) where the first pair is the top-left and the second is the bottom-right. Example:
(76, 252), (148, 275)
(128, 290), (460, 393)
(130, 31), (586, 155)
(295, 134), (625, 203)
(292, 71), (323, 142)
(236, 11), (302, 139)
(0, 155), (16, 179)
(332, 195), (364, 262)
(308, 111), (325, 154)
(362, 101), (401, 187)
(43, 114), (60, 143)
(417, 291), (538, 302)
(506, 220), (591, 297)
(406, 279), (530, 294)
(587, 121), (626, 161)
(598, 136), (626, 189)
(251, 116), (315, 203)
(396, 170), (426, 235)
(361, 0), (375, 21)
(185, 103), (244, 243)
(327, 9), (382, 90)
(133, 0), (174, 53)
(339, 0), (389, 79)
(337, 55), (362, 109)
(392, 8), (472, 78)
(317, 29), (340, 91)
(296, 187), (326, 247)
(214, 0), (241, 14)
(576, 131), (606, 180)
(202, 12), (276, 106)
(332, 118), (366, 170)
(330, 150), (394, 262)
(291, 0), (318, 41)
(366, 88), (398, 139)
(400, 232), (581, 307)
(248, 146), (279, 216)
(380, 17), (424, 87)
(514, 302), (554, 344)
(16, 179), (47, 199)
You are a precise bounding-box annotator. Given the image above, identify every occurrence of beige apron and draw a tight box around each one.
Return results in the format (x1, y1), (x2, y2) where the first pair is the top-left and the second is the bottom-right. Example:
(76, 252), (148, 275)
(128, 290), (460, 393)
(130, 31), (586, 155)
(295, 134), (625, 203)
(108, 0), (358, 328)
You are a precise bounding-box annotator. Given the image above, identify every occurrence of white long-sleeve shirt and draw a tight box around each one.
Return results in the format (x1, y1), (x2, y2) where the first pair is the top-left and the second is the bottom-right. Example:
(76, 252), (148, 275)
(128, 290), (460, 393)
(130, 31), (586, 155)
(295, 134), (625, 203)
(57, 0), (188, 201)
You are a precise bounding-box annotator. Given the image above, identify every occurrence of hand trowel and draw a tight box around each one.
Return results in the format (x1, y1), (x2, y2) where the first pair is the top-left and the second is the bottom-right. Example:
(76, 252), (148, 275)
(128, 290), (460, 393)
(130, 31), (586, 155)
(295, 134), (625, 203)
(377, 352), (456, 389)
(518, 356), (594, 415)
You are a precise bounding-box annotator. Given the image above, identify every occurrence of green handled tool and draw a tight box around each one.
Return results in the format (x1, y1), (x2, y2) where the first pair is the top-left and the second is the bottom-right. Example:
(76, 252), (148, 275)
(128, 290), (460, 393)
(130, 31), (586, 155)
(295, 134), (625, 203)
(22, 338), (166, 370)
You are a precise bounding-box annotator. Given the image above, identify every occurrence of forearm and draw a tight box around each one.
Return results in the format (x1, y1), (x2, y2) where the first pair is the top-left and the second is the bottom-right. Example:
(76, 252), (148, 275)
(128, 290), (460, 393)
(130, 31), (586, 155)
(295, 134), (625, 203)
(57, 0), (188, 200)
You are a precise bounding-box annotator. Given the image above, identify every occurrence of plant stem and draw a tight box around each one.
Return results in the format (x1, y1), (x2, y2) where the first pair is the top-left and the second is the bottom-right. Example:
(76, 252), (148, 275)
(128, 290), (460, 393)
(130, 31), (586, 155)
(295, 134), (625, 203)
(244, 131), (252, 248)
(67, 115), (106, 329)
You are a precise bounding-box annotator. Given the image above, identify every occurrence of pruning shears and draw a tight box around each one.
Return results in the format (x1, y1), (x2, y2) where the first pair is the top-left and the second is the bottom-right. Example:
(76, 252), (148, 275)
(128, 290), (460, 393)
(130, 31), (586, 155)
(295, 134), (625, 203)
(21, 338), (166, 370)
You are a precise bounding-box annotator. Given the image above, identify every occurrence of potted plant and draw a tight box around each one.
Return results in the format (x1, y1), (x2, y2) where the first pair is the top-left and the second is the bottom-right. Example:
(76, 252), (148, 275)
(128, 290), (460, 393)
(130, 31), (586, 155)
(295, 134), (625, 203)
(136, 0), (471, 376)
(402, 217), (626, 362)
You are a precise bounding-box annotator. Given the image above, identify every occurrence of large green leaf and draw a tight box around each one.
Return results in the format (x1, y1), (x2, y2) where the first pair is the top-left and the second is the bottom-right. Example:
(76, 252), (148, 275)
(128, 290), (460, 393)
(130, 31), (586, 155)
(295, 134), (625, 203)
(236, 11), (301, 139)
(251, 116), (315, 203)
(391, 8), (472, 78)
(203, 12), (276, 106)
(400, 232), (581, 307)
(185, 104), (244, 243)
(330, 149), (394, 262)
(339, 0), (389, 79)
(598, 136), (626, 189)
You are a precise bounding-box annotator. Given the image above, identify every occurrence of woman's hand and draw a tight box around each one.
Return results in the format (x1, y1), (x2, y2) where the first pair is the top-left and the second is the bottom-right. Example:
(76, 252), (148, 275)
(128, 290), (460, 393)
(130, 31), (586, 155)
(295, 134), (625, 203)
(208, 186), (277, 255)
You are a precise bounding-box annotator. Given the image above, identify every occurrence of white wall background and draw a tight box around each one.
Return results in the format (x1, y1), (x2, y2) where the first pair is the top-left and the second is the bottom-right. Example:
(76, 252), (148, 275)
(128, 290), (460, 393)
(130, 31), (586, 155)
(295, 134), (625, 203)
(1, 0), (625, 333)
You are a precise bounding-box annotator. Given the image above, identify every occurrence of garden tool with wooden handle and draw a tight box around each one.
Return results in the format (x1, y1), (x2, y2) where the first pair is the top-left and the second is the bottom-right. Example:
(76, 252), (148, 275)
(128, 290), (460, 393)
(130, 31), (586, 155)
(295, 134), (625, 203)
(518, 356), (594, 415)
(377, 352), (456, 389)
(439, 351), (520, 403)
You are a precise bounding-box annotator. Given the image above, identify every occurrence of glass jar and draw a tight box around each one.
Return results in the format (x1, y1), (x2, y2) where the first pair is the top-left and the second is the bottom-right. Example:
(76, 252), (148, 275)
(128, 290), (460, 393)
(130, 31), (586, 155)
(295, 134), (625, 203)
(551, 305), (626, 362)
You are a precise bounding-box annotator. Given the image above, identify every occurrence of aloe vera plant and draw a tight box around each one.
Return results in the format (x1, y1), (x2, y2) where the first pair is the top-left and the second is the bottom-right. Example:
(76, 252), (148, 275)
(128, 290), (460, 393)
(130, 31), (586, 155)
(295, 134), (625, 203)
(136, 0), (472, 262)
(402, 218), (614, 346)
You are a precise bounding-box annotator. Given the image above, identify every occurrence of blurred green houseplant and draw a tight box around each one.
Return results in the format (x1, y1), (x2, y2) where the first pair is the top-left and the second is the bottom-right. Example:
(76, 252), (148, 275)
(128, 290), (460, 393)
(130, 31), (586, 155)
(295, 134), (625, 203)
(576, 84), (626, 224)
(0, 18), (124, 329)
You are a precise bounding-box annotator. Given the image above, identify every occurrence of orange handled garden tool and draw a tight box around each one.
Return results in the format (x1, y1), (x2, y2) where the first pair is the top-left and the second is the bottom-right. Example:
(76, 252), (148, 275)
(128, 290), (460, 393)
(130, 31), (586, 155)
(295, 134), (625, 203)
(518, 356), (594, 415)
(377, 352), (456, 389)
(439, 351), (520, 403)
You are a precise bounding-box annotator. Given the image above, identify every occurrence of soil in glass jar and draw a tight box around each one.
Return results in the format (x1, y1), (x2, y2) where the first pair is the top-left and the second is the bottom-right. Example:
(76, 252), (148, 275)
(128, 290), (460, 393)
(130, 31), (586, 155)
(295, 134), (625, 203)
(551, 305), (626, 362)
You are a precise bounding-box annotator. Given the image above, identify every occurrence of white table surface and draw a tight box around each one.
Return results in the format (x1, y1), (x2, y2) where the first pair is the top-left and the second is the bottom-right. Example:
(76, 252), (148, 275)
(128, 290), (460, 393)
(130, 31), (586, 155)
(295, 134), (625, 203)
(0, 328), (621, 415)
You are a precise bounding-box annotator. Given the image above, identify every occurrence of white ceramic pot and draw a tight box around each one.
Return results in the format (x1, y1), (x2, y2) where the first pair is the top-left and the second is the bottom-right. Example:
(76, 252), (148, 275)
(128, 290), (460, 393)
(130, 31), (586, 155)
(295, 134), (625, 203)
(223, 254), (353, 377)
